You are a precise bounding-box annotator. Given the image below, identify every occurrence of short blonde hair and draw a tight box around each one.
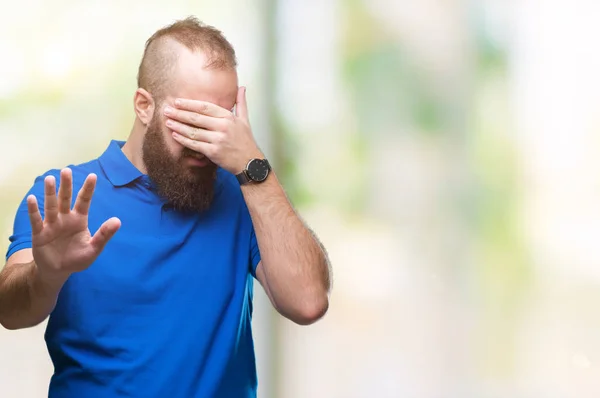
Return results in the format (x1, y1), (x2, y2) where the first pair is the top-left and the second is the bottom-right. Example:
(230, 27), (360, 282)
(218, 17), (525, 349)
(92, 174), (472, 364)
(137, 16), (237, 100)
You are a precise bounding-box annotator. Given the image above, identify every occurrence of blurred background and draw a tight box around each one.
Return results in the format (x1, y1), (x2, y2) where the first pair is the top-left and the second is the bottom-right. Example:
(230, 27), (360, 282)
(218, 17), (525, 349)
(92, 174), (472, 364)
(2, 0), (600, 397)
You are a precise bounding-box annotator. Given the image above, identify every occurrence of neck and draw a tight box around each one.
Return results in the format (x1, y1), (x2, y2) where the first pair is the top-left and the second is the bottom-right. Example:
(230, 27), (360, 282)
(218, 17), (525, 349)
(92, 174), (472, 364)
(122, 118), (148, 174)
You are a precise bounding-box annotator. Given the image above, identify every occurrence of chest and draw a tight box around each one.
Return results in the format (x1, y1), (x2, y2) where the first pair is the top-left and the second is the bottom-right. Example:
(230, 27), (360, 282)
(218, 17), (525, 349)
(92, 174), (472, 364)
(69, 188), (253, 313)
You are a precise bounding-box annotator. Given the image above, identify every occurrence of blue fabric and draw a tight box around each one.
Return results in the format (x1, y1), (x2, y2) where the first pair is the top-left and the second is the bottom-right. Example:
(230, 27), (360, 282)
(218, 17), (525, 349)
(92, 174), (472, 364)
(7, 140), (261, 398)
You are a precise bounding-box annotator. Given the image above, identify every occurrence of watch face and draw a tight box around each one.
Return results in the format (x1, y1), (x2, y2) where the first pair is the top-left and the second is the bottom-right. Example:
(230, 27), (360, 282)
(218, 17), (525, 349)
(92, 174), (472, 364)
(247, 159), (270, 182)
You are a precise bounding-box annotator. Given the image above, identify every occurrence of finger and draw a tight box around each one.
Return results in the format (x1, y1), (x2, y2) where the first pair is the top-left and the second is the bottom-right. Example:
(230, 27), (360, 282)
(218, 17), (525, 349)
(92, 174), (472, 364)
(173, 99), (231, 118)
(73, 174), (97, 215)
(58, 168), (73, 214)
(172, 132), (216, 157)
(27, 195), (44, 235)
(90, 217), (121, 253)
(44, 175), (58, 223)
(163, 107), (223, 131)
(235, 86), (249, 122)
(166, 119), (216, 143)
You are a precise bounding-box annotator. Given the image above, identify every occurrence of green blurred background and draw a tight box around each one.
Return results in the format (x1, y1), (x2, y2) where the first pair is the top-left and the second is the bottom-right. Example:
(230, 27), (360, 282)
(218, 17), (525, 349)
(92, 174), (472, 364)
(2, 0), (600, 397)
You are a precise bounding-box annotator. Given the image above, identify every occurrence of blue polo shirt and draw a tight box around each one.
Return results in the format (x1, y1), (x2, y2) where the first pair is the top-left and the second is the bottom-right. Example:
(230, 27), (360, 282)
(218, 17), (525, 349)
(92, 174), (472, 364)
(6, 140), (261, 398)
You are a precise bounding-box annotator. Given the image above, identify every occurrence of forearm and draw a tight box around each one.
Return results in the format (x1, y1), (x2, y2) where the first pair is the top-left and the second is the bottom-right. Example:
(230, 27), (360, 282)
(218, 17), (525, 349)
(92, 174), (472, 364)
(0, 261), (64, 330)
(242, 172), (331, 323)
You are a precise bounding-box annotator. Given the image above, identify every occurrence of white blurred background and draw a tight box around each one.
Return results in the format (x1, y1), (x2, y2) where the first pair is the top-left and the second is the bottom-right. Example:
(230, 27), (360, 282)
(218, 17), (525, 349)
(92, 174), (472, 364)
(2, 0), (600, 397)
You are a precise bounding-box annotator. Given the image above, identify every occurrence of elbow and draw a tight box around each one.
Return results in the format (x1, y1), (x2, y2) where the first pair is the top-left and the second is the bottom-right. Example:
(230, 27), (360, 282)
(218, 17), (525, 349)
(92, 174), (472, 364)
(290, 295), (329, 326)
(0, 318), (23, 331)
(0, 315), (42, 331)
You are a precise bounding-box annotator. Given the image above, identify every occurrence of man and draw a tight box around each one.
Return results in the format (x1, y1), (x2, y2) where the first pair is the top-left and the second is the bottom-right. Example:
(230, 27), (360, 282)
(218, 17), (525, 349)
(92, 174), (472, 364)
(0, 17), (331, 397)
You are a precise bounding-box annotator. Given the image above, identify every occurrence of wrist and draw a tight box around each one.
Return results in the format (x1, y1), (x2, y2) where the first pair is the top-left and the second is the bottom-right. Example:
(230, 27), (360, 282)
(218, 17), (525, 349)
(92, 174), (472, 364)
(235, 154), (271, 186)
(240, 170), (279, 197)
(33, 263), (70, 293)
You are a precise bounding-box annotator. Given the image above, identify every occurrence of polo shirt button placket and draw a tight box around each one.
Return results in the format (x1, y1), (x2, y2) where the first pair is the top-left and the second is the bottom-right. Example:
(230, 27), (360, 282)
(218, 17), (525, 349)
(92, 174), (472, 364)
(160, 204), (178, 232)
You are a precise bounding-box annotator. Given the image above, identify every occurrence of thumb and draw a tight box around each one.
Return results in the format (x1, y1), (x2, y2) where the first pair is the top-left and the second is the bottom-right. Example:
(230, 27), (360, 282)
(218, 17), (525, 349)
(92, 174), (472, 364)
(235, 86), (249, 121)
(90, 217), (121, 253)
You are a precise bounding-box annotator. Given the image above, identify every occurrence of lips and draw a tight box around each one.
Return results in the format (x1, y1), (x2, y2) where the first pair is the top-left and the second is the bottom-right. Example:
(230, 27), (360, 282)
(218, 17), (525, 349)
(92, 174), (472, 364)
(186, 155), (209, 167)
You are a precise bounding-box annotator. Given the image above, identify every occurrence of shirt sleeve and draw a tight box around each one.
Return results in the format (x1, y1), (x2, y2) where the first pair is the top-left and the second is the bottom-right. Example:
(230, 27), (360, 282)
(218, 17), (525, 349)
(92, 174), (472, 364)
(6, 172), (55, 261)
(249, 227), (261, 278)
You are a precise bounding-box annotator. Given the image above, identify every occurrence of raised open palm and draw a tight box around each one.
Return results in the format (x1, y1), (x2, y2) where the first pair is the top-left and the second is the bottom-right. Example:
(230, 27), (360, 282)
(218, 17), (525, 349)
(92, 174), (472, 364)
(27, 168), (121, 279)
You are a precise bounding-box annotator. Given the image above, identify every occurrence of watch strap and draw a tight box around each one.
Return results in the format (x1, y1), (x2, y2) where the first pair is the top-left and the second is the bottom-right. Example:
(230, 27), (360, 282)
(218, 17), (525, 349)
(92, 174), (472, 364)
(236, 170), (251, 185)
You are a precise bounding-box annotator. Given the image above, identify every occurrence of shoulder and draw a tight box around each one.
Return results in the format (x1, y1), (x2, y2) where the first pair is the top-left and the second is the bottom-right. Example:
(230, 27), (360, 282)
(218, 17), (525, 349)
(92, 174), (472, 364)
(68, 158), (104, 186)
(213, 168), (253, 214)
(28, 158), (103, 194)
(215, 168), (243, 201)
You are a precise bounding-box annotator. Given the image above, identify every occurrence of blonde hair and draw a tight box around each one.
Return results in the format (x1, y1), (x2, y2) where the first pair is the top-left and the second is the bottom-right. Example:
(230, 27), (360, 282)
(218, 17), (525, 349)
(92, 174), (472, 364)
(137, 16), (237, 100)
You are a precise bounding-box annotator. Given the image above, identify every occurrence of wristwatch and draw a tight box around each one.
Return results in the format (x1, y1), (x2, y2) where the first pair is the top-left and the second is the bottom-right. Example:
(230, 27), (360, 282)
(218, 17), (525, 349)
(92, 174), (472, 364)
(236, 158), (271, 185)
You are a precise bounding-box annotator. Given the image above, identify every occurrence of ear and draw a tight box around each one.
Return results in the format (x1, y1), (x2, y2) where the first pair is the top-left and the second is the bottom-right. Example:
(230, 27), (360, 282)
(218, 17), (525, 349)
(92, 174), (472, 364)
(133, 88), (155, 125)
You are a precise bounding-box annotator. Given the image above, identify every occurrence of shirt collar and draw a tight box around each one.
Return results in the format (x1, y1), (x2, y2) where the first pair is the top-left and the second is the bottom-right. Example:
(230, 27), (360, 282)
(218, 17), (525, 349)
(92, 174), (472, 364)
(98, 140), (143, 187)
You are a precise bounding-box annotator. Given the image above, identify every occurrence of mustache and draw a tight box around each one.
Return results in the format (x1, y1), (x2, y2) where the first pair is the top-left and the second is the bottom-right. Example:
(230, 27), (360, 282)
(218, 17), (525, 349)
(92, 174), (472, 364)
(181, 149), (206, 160)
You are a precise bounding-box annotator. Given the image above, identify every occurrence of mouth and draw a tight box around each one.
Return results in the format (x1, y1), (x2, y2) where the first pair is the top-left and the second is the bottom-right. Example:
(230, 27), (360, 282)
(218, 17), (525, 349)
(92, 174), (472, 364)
(185, 155), (210, 167)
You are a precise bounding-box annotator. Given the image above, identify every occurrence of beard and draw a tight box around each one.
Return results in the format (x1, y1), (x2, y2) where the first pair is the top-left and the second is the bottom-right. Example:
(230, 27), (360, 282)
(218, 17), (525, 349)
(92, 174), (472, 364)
(142, 112), (218, 213)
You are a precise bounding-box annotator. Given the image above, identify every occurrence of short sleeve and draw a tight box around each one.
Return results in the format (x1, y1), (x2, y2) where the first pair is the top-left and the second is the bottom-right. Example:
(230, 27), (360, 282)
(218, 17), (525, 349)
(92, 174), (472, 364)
(249, 227), (261, 278)
(219, 168), (262, 278)
(6, 172), (56, 261)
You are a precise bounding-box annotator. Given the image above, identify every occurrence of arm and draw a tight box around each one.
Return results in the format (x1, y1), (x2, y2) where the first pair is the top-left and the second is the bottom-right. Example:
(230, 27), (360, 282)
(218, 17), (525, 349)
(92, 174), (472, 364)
(0, 249), (67, 330)
(0, 170), (120, 331)
(164, 87), (332, 324)
(243, 173), (331, 325)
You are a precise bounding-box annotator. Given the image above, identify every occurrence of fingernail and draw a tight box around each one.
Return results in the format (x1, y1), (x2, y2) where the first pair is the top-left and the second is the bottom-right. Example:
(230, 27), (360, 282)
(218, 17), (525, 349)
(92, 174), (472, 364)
(166, 119), (173, 127)
(164, 106), (173, 115)
(174, 99), (181, 106)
